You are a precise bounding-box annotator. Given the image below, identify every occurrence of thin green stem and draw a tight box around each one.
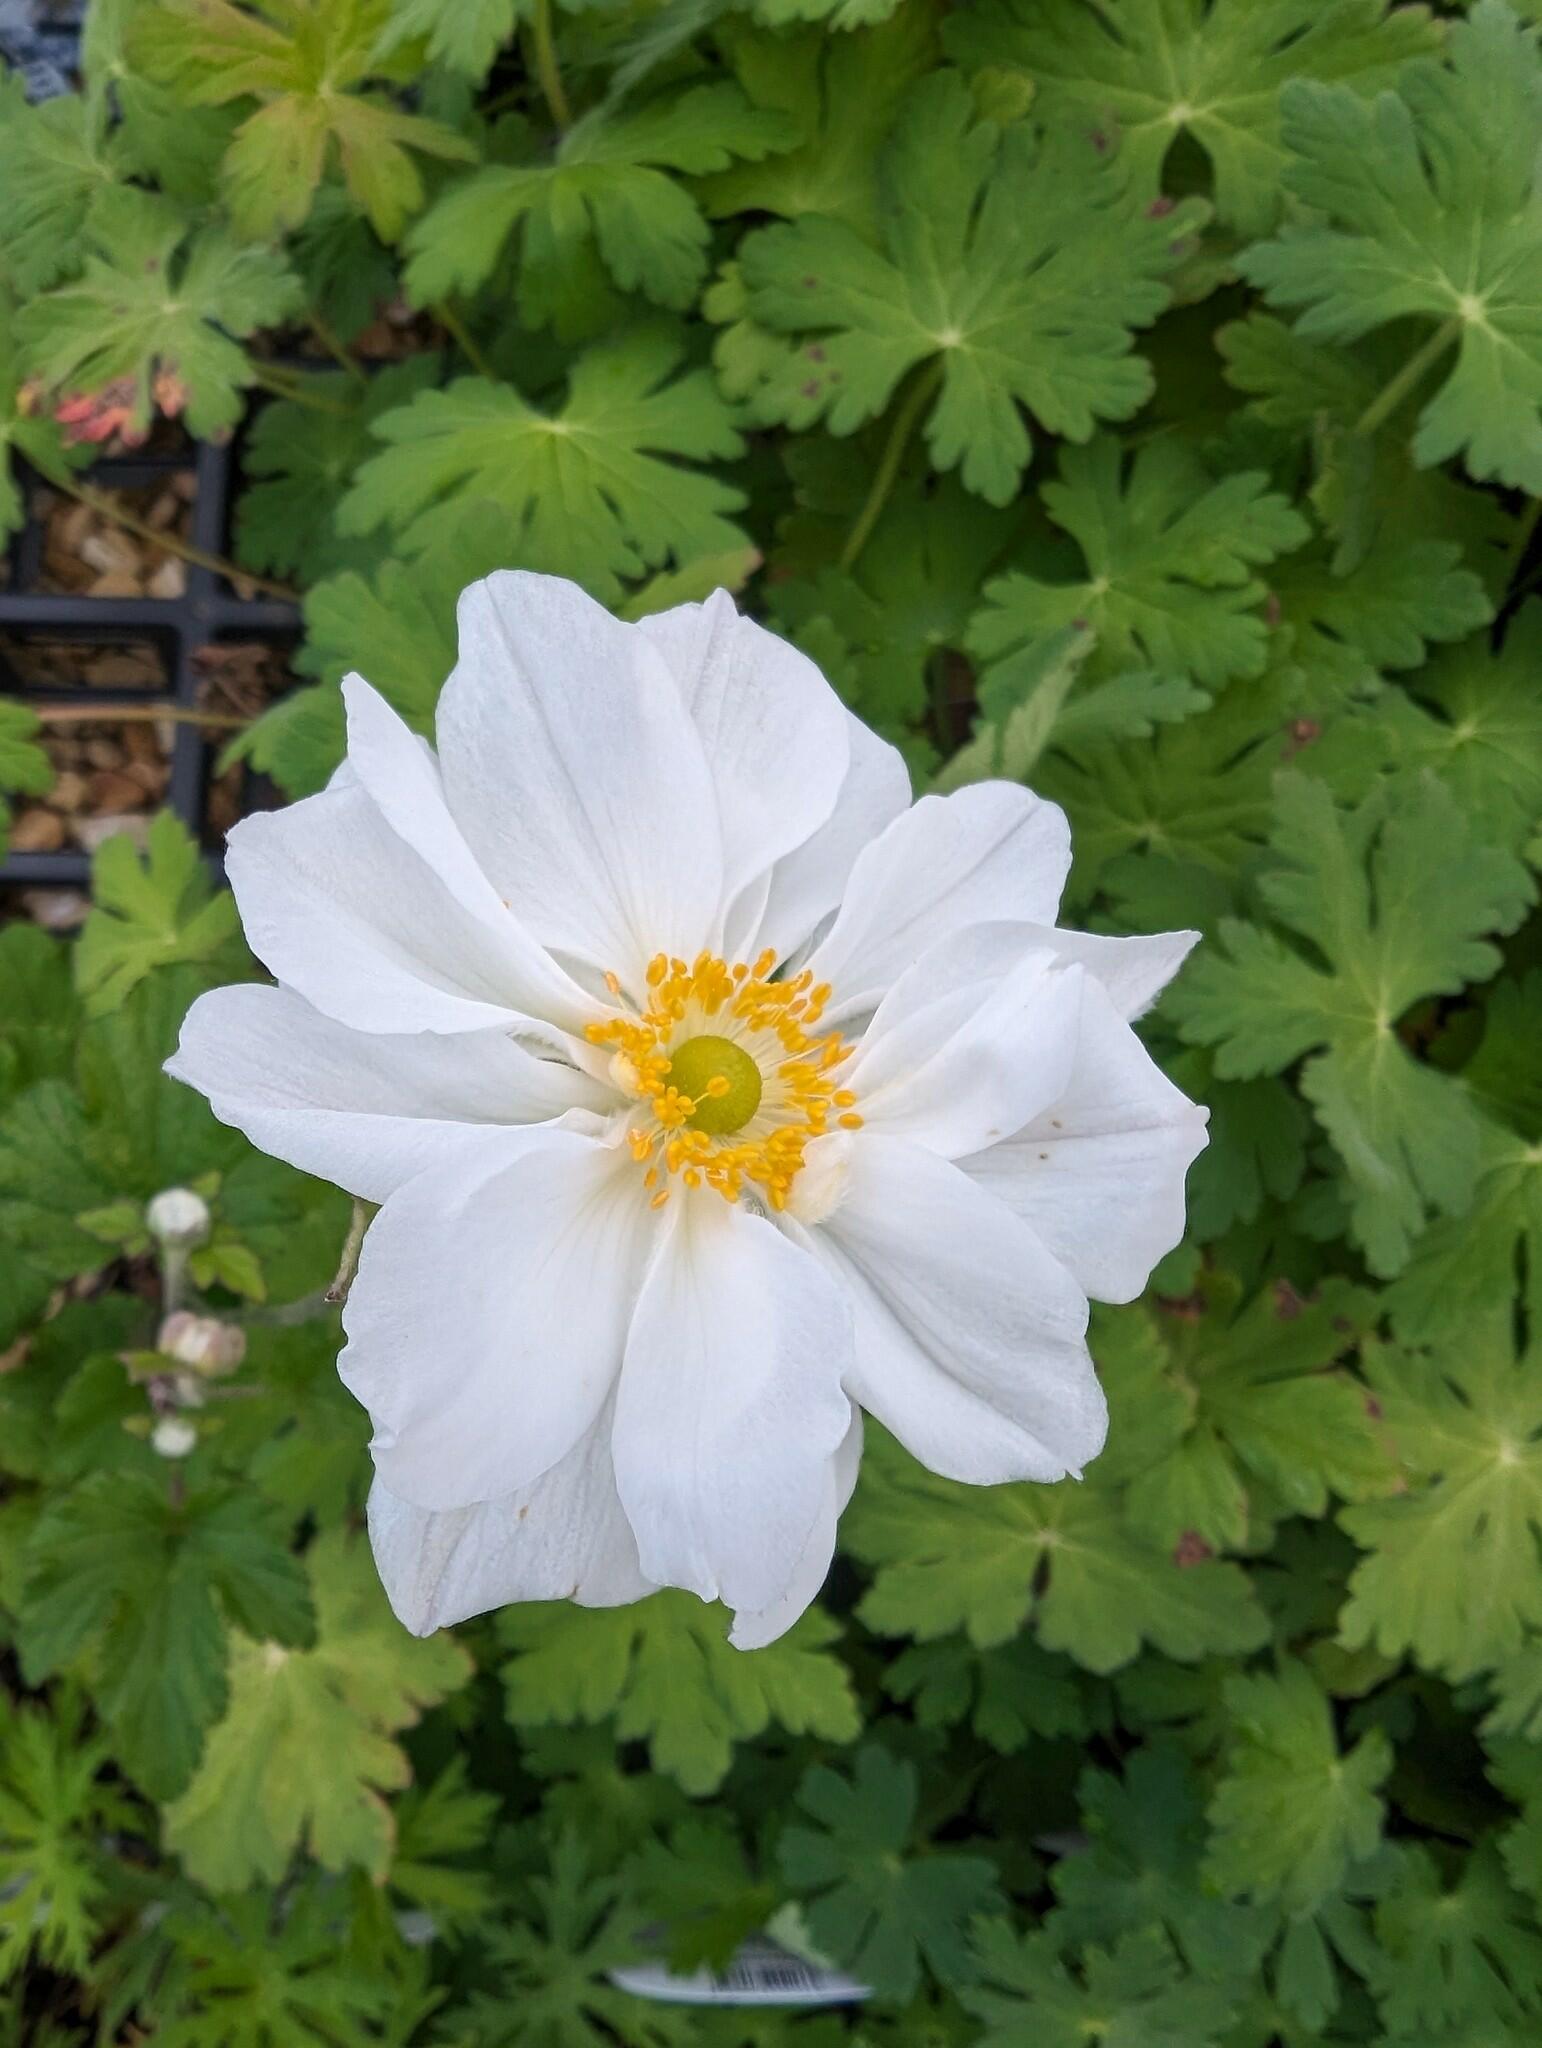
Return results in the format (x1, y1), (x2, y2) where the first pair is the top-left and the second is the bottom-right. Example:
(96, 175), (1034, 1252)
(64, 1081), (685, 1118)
(1354, 317), (1460, 440)
(531, 0), (571, 133)
(248, 363), (353, 415)
(239, 1286), (336, 1326)
(306, 311), (366, 385)
(43, 474), (298, 602)
(436, 302), (496, 381)
(160, 1244), (189, 1317)
(839, 360), (943, 572)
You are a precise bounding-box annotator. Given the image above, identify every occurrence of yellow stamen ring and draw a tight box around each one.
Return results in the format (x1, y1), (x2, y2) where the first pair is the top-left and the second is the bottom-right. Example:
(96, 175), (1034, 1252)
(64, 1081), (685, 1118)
(585, 950), (862, 1210)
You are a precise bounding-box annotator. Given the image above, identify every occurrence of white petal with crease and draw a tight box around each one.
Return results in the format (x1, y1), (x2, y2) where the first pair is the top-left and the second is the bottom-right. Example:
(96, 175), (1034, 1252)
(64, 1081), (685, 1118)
(612, 1197), (853, 1615)
(961, 976), (1209, 1302)
(729, 1407), (863, 1649)
(436, 572), (724, 989)
(339, 672), (595, 1034)
(755, 711), (911, 967)
(225, 781), (572, 1037)
(367, 1405), (652, 1637)
(639, 590), (850, 929)
(808, 783), (1072, 1018)
(1001, 922), (1199, 1020)
(808, 1133), (1105, 1485)
(844, 926), (1084, 1160)
(168, 983), (607, 1204)
(341, 1129), (652, 1509)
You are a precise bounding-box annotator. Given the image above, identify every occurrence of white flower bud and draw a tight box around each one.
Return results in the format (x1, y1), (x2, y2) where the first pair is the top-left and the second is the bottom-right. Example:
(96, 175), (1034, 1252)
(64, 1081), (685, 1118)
(145, 1187), (211, 1249)
(151, 1416), (198, 1459)
(157, 1310), (246, 1377)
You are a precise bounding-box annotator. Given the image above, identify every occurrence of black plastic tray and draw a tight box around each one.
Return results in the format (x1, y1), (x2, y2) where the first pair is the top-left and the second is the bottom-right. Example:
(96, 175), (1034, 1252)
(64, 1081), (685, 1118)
(1, 437), (299, 895)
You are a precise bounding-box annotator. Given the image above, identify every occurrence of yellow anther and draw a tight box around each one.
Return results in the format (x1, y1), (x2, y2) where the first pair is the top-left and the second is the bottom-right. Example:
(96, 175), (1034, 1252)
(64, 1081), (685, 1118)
(592, 947), (859, 1212)
(603, 969), (622, 996)
(839, 1112), (864, 1129)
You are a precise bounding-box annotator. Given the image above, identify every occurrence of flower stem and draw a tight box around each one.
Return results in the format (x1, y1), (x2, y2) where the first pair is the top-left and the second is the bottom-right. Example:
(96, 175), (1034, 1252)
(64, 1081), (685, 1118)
(160, 1244), (189, 1317)
(324, 1199), (374, 1307)
(306, 311), (366, 385)
(839, 360), (943, 572)
(248, 363), (354, 414)
(1354, 317), (1460, 440)
(436, 301), (496, 381)
(531, 0), (571, 133)
(43, 474), (298, 602)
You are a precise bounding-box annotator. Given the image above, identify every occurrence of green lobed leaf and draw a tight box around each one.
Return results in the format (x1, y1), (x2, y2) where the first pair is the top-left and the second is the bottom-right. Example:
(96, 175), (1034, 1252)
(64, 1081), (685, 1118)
(963, 1920), (1237, 2048)
(1204, 1660), (1391, 1916)
(73, 812), (246, 1017)
(499, 1590), (859, 1795)
(19, 1473), (313, 1800)
(728, 73), (1207, 505)
(944, 0), (1439, 237)
(968, 436), (1309, 690)
(1338, 1331), (1542, 1682)
(778, 1743), (1004, 2000)
(405, 85), (795, 319)
(1169, 772), (1535, 1274)
(130, 0), (477, 239)
(16, 187), (303, 438)
(164, 1529), (471, 1888)
(338, 329), (749, 602)
(1238, 1), (1542, 493)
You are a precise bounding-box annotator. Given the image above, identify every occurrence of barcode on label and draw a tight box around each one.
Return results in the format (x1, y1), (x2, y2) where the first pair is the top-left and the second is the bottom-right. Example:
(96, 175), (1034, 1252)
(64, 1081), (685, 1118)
(608, 1936), (871, 2007)
(715, 1960), (821, 1993)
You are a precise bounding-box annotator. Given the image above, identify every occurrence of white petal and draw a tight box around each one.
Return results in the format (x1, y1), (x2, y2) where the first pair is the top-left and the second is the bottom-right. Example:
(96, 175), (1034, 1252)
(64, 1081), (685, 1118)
(808, 784), (1072, 1019)
(729, 1407), (863, 1650)
(336, 673), (597, 1031)
(225, 779), (591, 1038)
(167, 983), (608, 1204)
(961, 977), (1209, 1303)
(754, 712), (911, 966)
(843, 925), (1084, 1159)
(366, 1406), (652, 1636)
(638, 590), (850, 941)
(1005, 923), (1199, 1021)
(612, 1196), (853, 1615)
(435, 573), (725, 990)
(808, 1133), (1105, 1485)
(340, 1129), (653, 1509)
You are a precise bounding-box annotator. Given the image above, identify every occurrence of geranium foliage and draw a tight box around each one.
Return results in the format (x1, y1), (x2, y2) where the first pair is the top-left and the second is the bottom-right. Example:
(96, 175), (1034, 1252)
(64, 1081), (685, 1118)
(1, 3), (1540, 2043)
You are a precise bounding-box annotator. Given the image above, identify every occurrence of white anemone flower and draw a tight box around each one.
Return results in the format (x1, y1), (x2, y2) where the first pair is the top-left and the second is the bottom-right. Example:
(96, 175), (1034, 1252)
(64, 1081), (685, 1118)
(168, 572), (1207, 1649)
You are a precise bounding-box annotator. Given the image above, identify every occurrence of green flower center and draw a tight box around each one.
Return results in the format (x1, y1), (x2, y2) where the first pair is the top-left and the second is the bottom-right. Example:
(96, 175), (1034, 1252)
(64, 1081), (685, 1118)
(666, 1034), (764, 1136)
